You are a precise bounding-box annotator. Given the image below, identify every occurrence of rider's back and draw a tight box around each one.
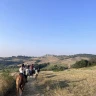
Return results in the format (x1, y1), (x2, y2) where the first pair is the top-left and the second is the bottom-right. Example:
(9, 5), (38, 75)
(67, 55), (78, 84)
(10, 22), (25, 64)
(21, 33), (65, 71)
(19, 67), (25, 74)
(25, 68), (30, 76)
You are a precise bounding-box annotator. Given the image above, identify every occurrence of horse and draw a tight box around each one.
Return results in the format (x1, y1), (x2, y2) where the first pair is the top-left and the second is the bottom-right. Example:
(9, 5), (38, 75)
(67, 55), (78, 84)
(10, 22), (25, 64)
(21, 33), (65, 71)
(16, 74), (26, 96)
(34, 69), (39, 80)
(37, 68), (40, 73)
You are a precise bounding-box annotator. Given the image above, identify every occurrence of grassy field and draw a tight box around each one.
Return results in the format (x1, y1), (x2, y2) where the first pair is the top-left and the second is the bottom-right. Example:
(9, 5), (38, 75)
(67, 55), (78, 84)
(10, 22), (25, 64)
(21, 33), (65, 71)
(35, 66), (96, 96)
(1, 66), (96, 96)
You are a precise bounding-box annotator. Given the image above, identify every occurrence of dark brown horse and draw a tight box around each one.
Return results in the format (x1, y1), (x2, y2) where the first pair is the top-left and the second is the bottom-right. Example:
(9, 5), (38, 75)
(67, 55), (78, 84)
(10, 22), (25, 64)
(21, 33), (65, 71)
(16, 74), (26, 96)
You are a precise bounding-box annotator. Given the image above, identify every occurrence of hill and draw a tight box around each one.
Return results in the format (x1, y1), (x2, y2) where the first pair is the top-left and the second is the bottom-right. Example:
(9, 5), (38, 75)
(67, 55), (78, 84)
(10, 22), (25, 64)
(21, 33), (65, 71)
(0, 54), (96, 69)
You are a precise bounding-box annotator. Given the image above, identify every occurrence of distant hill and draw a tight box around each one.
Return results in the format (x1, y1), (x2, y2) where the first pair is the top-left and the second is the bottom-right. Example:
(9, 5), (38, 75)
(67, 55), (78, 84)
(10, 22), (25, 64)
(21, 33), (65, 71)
(24, 54), (96, 66)
(0, 54), (96, 68)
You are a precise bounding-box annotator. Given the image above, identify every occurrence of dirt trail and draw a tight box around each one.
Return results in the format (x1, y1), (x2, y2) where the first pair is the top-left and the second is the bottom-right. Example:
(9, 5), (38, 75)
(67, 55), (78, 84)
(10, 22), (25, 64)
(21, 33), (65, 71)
(22, 76), (41, 96)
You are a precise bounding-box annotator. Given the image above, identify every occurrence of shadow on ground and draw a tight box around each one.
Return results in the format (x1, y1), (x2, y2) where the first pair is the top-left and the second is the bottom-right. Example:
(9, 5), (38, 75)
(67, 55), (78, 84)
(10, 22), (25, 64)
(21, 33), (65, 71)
(35, 80), (69, 93)
(46, 75), (57, 78)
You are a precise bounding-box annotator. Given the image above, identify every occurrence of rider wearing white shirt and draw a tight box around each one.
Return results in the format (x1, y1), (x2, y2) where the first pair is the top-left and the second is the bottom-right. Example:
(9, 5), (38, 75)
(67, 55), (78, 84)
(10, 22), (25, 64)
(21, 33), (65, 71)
(19, 64), (25, 75)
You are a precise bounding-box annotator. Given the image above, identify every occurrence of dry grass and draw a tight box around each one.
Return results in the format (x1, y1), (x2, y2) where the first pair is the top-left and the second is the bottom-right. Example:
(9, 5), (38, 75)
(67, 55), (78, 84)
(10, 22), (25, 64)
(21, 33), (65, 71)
(35, 66), (96, 96)
(0, 71), (15, 96)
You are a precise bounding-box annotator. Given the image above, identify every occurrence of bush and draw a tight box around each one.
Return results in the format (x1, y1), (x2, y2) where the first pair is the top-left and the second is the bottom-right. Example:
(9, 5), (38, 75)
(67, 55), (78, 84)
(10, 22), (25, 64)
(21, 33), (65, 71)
(89, 57), (96, 65)
(72, 60), (92, 68)
(51, 65), (67, 71)
(35, 63), (50, 69)
(35, 60), (41, 64)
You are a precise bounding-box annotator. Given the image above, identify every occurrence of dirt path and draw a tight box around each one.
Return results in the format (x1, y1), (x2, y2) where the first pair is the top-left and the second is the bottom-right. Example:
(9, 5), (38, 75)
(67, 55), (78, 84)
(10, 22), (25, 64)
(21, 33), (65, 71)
(22, 76), (41, 96)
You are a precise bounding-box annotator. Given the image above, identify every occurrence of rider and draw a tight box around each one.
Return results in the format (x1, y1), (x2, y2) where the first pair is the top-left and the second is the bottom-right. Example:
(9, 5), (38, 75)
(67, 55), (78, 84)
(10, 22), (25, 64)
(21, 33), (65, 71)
(19, 64), (27, 82)
(25, 65), (30, 82)
(25, 65), (30, 76)
(30, 64), (34, 75)
(19, 64), (25, 75)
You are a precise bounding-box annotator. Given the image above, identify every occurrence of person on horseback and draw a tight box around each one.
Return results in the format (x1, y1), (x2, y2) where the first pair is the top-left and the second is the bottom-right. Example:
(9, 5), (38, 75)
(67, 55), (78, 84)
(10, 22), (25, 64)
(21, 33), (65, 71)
(19, 64), (27, 82)
(33, 67), (35, 74)
(16, 64), (26, 96)
(19, 64), (25, 75)
(25, 65), (30, 76)
(30, 64), (34, 76)
(25, 65), (30, 82)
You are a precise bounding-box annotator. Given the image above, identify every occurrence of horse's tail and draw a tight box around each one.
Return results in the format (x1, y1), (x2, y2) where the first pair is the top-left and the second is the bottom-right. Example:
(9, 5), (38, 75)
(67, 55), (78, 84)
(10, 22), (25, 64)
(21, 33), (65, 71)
(16, 76), (20, 96)
(16, 75), (22, 96)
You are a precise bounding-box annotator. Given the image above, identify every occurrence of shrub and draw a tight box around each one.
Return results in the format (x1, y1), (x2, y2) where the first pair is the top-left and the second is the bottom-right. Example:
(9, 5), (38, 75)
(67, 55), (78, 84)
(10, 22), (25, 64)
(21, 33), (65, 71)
(72, 60), (91, 68)
(35, 60), (41, 64)
(37, 63), (50, 69)
(51, 65), (67, 71)
(89, 57), (96, 65)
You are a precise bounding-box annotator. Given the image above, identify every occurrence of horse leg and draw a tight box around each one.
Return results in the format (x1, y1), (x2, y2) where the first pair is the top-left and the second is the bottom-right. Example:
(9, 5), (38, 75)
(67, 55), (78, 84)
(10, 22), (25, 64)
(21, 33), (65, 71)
(19, 89), (22, 96)
(35, 74), (37, 81)
(21, 83), (25, 91)
(16, 83), (23, 96)
(16, 84), (19, 96)
(17, 87), (22, 96)
(21, 77), (26, 91)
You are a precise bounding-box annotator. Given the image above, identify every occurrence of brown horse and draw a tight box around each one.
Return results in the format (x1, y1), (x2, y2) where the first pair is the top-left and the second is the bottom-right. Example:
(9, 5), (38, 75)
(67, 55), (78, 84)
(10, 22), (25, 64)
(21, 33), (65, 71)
(16, 74), (26, 96)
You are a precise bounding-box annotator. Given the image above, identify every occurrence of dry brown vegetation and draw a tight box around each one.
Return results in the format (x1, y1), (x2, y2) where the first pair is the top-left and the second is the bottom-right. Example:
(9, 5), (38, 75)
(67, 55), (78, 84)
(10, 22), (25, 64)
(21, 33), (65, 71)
(1, 66), (96, 96)
(0, 71), (15, 96)
(35, 67), (96, 96)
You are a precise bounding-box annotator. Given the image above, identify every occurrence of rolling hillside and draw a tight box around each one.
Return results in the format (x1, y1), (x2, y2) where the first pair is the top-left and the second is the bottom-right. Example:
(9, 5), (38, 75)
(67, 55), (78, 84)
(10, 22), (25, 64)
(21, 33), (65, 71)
(0, 54), (95, 68)
(24, 56), (89, 66)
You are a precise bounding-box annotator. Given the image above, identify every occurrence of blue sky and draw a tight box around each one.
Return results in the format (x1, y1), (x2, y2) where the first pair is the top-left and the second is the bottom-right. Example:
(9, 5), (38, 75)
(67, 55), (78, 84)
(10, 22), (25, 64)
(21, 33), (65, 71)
(0, 0), (96, 57)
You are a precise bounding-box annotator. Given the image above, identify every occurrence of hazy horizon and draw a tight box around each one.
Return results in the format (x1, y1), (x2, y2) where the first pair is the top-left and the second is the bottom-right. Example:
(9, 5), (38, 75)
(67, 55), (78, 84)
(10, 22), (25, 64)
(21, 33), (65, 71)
(0, 53), (96, 58)
(0, 0), (96, 57)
